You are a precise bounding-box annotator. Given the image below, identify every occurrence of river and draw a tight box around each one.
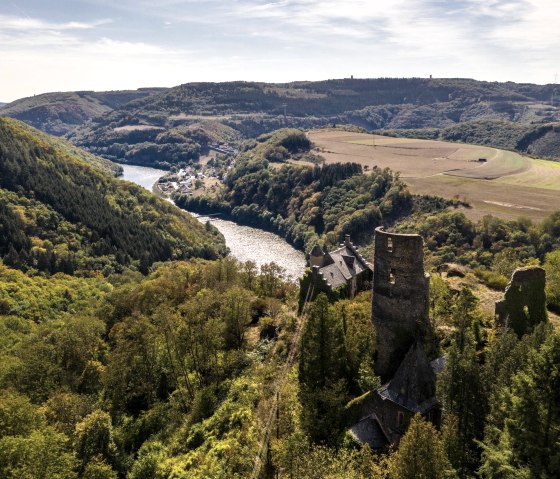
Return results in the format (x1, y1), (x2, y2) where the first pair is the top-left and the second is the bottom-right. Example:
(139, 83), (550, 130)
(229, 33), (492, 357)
(120, 164), (307, 280)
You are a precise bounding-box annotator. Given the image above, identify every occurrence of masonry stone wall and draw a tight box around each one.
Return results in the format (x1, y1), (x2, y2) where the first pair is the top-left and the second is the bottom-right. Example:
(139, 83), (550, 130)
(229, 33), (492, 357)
(495, 266), (547, 337)
(372, 227), (430, 380)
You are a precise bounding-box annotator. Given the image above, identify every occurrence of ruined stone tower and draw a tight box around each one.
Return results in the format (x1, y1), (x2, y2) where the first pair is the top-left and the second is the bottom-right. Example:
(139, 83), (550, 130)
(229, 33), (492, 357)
(372, 227), (430, 381)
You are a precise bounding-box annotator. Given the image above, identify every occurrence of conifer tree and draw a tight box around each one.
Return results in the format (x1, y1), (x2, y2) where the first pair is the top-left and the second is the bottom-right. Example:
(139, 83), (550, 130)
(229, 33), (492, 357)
(480, 331), (560, 478)
(299, 293), (348, 443)
(438, 331), (485, 476)
(389, 414), (454, 479)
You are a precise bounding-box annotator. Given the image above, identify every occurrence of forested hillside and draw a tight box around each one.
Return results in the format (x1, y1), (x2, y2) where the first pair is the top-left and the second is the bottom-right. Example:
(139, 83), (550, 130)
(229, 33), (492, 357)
(59, 78), (560, 167)
(0, 258), (299, 478)
(0, 118), (226, 274)
(177, 129), (452, 252)
(0, 88), (166, 136)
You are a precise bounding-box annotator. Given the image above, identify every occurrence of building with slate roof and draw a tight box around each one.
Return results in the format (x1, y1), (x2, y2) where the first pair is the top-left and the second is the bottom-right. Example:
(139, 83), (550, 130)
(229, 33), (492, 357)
(309, 235), (372, 298)
(350, 344), (445, 447)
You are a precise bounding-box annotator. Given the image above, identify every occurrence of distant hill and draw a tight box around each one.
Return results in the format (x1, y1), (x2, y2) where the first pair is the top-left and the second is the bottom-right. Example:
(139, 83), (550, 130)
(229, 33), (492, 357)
(66, 78), (560, 167)
(0, 118), (226, 275)
(0, 88), (167, 136)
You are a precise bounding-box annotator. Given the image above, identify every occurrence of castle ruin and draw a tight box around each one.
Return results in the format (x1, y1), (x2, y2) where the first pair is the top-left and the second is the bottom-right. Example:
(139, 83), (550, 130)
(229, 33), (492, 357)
(349, 227), (440, 448)
(495, 266), (547, 337)
(372, 227), (430, 381)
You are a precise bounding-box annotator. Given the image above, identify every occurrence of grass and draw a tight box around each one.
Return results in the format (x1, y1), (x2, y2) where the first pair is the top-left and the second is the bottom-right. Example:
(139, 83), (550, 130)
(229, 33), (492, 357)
(446, 149), (530, 180)
(309, 128), (560, 222)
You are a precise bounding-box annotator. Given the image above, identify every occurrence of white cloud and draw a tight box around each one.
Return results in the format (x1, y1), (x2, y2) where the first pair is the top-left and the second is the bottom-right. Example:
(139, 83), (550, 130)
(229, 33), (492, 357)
(0, 14), (112, 31)
(1, 1), (558, 102)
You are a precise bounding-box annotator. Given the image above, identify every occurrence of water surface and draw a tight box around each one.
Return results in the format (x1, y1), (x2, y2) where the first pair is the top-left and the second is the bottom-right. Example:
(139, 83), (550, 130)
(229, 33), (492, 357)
(119, 164), (306, 280)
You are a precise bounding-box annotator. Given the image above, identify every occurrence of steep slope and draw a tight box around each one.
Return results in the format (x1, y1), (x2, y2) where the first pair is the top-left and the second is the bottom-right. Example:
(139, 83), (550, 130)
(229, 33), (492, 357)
(0, 88), (167, 136)
(0, 118), (226, 274)
(67, 78), (560, 167)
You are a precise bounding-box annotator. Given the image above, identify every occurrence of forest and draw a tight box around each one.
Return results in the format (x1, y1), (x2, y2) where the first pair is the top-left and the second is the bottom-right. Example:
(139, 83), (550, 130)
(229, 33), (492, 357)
(0, 120), (559, 479)
(0, 118), (226, 274)
(28, 78), (554, 168)
(176, 129), (443, 253)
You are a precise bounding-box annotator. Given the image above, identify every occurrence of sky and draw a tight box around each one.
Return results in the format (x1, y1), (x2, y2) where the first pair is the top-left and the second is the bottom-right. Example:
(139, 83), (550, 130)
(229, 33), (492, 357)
(1, 0), (559, 102)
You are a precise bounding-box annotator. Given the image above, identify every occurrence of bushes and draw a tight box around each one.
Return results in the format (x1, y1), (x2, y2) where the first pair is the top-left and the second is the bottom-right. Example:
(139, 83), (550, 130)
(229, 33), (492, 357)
(473, 268), (509, 291)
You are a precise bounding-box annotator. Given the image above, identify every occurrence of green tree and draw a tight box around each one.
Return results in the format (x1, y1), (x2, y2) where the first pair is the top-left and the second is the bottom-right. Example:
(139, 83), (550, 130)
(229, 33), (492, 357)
(544, 249), (560, 312)
(221, 286), (253, 349)
(74, 410), (118, 474)
(82, 456), (118, 479)
(334, 298), (376, 389)
(389, 414), (454, 479)
(0, 427), (77, 479)
(480, 330), (560, 478)
(0, 389), (43, 438)
(299, 294), (348, 443)
(127, 441), (169, 479)
(438, 333), (485, 476)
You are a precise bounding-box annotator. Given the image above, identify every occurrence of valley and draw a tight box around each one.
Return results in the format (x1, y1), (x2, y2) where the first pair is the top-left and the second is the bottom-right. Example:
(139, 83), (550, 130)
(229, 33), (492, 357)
(2, 78), (560, 479)
(120, 164), (306, 280)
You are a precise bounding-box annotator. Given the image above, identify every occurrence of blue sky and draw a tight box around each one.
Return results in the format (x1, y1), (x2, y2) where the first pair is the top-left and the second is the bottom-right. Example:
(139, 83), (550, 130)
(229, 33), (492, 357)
(1, 0), (559, 101)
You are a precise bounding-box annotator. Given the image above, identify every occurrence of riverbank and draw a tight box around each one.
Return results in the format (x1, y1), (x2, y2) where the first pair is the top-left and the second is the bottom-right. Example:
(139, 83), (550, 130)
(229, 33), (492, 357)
(119, 164), (307, 280)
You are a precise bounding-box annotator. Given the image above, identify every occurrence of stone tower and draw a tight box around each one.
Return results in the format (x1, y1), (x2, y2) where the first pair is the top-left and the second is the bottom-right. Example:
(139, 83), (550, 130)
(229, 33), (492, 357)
(372, 227), (430, 381)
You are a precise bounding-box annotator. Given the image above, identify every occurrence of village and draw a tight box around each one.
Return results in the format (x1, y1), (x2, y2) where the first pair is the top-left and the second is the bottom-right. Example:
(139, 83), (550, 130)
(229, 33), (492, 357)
(156, 142), (238, 197)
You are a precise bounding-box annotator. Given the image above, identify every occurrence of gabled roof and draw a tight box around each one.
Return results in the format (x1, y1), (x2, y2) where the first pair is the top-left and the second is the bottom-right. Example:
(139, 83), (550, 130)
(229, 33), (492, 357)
(378, 341), (437, 413)
(310, 244), (324, 257)
(349, 414), (389, 449)
(318, 245), (371, 288)
(320, 262), (349, 289)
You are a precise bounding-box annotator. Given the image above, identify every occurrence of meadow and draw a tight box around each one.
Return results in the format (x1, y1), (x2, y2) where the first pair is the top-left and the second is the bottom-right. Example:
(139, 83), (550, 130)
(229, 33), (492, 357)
(308, 129), (560, 221)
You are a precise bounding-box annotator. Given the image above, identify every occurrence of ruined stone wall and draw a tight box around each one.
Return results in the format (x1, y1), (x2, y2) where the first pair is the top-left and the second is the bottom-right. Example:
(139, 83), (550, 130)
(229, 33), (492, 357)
(495, 266), (547, 337)
(372, 227), (430, 380)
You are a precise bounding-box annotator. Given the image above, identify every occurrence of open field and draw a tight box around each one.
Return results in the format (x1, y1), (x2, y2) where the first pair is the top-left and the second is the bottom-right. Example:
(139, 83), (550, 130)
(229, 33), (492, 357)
(308, 129), (560, 222)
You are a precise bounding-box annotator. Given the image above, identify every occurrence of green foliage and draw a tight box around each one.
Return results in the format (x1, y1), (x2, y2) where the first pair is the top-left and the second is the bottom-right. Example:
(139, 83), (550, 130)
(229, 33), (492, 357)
(82, 456), (118, 479)
(0, 118), (226, 274)
(438, 329), (486, 475)
(480, 329), (560, 478)
(0, 390), (43, 438)
(0, 255), (294, 478)
(127, 441), (169, 479)
(414, 210), (560, 273)
(544, 249), (560, 312)
(180, 144), (419, 252)
(0, 427), (78, 479)
(74, 410), (118, 473)
(333, 294), (377, 392)
(273, 439), (390, 479)
(388, 415), (455, 479)
(299, 294), (349, 443)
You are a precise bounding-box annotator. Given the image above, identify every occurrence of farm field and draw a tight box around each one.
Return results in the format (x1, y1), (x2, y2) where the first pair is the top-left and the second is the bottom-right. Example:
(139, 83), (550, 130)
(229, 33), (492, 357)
(308, 129), (560, 221)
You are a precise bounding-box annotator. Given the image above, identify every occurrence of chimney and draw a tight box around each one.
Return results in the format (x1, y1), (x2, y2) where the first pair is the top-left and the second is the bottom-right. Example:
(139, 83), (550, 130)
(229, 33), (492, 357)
(345, 234), (351, 247)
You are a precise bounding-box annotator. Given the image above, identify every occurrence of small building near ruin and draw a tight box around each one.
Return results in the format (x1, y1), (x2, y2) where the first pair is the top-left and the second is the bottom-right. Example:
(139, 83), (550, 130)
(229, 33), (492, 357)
(495, 266), (547, 337)
(309, 235), (372, 299)
(350, 343), (443, 448)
